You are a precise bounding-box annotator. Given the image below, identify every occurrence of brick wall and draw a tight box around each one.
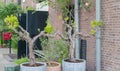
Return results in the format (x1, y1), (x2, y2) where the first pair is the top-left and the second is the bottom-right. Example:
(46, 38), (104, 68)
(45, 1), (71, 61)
(101, 0), (120, 71)
(80, 0), (96, 71)
(49, 6), (64, 33)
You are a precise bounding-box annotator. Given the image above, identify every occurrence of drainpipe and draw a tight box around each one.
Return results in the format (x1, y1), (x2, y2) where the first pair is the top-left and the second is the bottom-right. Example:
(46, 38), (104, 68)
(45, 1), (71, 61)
(75, 0), (80, 59)
(96, 0), (101, 71)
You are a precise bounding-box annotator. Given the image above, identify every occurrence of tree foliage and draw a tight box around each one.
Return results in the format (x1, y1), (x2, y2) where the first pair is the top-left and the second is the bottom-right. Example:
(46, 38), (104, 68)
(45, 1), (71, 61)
(4, 15), (19, 29)
(0, 3), (22, 19)
(40, 38), (69, 65)
(0, 2), (22, 31)
(90, 20), (103, 35)
(44, 19), (54, 34)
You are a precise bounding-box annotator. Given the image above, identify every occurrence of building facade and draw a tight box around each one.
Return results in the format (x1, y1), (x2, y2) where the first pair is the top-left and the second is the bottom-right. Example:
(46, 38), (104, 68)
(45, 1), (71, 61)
(1, 0), (120, 71)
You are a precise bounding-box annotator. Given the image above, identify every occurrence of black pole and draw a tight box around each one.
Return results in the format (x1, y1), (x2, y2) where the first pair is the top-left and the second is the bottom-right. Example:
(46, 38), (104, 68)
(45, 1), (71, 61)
(18, 0), (21, 5)
(0, 31), (2, 45)
(1, 31), (3, 46)
(9, 40), (11, 54)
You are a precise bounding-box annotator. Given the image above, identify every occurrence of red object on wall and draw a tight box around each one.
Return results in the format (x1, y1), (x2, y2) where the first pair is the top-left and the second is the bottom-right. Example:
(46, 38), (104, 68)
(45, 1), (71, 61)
(2, 32), (12, 40)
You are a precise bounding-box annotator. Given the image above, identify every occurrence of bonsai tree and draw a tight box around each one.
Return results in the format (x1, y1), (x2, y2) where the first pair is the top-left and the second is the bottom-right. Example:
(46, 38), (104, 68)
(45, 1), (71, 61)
(56, 23), (88, 62)
(4, 15), (54, 66)
(47, 0), (90, 62)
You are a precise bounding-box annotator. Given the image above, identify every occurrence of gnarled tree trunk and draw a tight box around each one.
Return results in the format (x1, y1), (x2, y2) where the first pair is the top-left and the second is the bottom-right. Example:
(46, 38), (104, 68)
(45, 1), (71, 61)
(29, 41), (36, 66)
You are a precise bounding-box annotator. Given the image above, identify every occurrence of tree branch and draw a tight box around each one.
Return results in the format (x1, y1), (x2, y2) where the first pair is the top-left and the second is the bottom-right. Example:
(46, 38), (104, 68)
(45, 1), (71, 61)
(55, 32), (68, 40)
(18, 26), (30, 37)
(33, 31), (45, 42)
(74, 32), (90, 39)
(12, 27), (30, 41)
(66, 24), (73, 42)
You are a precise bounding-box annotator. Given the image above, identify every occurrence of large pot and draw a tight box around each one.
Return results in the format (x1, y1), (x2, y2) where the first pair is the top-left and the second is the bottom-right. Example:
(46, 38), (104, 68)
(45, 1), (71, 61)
(46, 61), (61, 71)
(20, 62), (46, 71)
(62, 59), (86, 71)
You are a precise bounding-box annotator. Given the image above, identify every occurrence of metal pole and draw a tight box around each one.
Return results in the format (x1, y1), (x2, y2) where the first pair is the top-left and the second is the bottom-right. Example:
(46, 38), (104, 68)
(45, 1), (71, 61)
(96, 0), (101, 71)
(26, 12), (28, 57)
(1, 31), (2, 45)
(9, 40), (11, 54)
(75, 0), (80, 59)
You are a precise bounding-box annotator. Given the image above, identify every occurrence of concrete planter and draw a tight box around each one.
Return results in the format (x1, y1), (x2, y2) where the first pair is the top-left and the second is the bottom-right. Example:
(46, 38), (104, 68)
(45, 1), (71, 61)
(5, 64), (20, 71)
(20, 62), (46, 71)
(62, 59), (86, 71)
(46, 61), (61, 71)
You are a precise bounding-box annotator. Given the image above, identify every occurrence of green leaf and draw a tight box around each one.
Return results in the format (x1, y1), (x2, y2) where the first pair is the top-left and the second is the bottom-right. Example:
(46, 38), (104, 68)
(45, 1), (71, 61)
(44, 18), (54, 34)
(58, 15), (63, 20)
(90, 29), (96, 35)
(64, 16), (69, 21)
(14, 57), (29, 65)
(44, 23), (54, 34)
(91, 20), (97, 28)
(90, 20), (103, 35)
(97, 21), (103, 27)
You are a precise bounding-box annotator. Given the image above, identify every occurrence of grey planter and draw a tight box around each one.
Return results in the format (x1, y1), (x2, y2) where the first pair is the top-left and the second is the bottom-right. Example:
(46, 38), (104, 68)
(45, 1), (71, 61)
(62, 59), (86, 71)
(20, 62), (46, 71)
(4, 64), (20, 71)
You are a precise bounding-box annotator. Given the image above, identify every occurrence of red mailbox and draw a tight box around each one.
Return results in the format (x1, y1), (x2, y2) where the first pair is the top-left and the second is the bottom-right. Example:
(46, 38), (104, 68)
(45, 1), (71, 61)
(2, 32), (12, 40)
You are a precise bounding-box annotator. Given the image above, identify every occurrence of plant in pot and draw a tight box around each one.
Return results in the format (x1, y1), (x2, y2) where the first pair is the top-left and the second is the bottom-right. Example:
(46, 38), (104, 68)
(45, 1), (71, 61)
(48, 0), (90, 71)
(48, 1), (86, 71)
(4, 15), (54, 71)
(7, 57), (29, 71)
(4, 57), (28, 71)
(58, 21), (89, 71)
(38, 37), (69, 71)
(32, 19), (68, 71)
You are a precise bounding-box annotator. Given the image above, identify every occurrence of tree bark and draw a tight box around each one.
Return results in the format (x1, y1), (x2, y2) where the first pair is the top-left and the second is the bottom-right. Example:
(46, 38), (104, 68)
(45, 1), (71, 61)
(29, 41), (36, 66)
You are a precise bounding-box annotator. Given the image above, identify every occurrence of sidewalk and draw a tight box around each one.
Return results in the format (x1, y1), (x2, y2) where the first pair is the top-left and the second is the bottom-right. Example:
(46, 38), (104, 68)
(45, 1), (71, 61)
(0, 48), (16, 71)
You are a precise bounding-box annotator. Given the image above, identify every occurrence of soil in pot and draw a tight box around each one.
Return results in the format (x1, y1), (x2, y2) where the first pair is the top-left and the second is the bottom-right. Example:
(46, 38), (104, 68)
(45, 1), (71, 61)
(46, 61), (61, 71)
(64, 59), (84, 63)
(20, 62), (46, 71)
(23, 63), (44, 67)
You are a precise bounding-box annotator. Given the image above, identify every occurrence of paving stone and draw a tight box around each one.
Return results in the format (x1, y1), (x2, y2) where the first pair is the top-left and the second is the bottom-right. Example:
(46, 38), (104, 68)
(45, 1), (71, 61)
(0, 48), (15, 71)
